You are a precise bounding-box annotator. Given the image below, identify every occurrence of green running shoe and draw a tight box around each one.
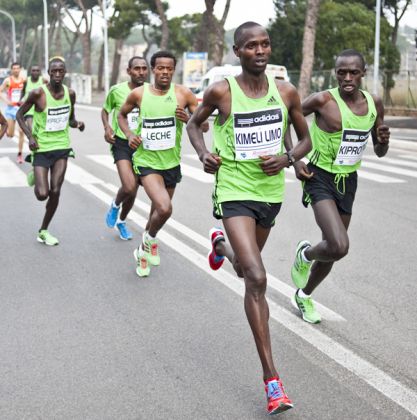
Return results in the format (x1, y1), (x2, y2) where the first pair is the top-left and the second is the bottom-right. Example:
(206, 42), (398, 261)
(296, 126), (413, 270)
(37, 230), (59, 246)
(293, 290), (321, 324)
(143, 237), (160, 266)
(27, 170), (35, 187)
(134, 248), (150, 277)
(291, 240), (312, 289)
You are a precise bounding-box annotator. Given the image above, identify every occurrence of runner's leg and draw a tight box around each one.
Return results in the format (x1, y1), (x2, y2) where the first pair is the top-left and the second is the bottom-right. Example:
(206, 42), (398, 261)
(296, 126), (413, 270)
(39, 158), (67, 230)
(303, 199), (351, 295)
(223, 216), (277, 380)
(114, 159), (139, 221)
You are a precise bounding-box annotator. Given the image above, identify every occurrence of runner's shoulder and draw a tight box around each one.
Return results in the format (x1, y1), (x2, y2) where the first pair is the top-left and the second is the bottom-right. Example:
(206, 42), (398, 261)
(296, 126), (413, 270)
(204, 79), (230, 103)
(306, 90), (335, 109)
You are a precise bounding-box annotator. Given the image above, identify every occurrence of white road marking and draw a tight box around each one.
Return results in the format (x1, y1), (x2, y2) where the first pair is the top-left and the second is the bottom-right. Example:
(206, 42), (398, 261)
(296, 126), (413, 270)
(0, 147), (30, 154)
(65, 162), (103, 185)
(398, 154), (417, 162)
(0, 157), (27, 187)
(359, 170), (405, 183)
(81, 181), (417, 418)
(364, 155), (417, 169)
(361, 161), (417, 178)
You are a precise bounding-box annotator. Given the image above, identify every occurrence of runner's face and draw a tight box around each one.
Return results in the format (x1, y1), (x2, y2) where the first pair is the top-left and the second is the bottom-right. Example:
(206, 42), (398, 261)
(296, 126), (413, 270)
(31, 67), (41, 80)
(335, 56), (365, 96)
(234, 27), (271, 74)
(152, 57), (175, 89)
(127, 59), (148, 86)
(48, 62), (66, 86)
(11, 65), (20, 77)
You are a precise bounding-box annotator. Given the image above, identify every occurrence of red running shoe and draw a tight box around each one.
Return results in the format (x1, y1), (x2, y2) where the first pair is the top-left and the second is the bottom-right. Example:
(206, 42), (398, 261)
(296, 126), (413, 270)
(207, 227), (225, 270)
(265, 377), (293, 415)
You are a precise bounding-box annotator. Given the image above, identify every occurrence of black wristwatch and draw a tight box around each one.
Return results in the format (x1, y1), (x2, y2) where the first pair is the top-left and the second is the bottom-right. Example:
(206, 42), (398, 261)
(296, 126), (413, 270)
(285, 151), (296, 167)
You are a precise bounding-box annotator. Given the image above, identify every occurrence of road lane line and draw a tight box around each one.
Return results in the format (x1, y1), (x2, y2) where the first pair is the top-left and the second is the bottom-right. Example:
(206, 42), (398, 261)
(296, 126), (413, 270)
(358, 170), (405, 183)
(66, 162), (104, 185)
(364, 155), (417, 169)
(398, 154), (417, 162)
(361, 161), (417, 178)
(0, 157), (27, 187)
(80, 181), (417, 417)
(101, 181), (344, 322)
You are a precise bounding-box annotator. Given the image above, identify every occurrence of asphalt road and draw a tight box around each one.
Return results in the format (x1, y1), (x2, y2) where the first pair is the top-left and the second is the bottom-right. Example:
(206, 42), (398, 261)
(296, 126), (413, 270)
(0, 106), (416, 419)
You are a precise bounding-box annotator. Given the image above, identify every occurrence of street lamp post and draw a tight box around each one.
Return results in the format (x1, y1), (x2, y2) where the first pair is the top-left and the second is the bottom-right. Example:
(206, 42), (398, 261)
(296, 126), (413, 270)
(373, 0), (381, 95)
(102, 0), (109, 94)
(42, 0), (49, 71)
(0, 9), (16, 62)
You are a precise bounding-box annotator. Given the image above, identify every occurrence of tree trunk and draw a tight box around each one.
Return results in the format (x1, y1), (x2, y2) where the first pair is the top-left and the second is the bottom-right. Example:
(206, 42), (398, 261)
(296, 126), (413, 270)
(110, 38), (124, 86)
(97, 42), (104, 91)
(20, 25), (28, 65)
(154, 0), (169, 49)
(27, 28), (38, 70)
(298, 0), (320, 100)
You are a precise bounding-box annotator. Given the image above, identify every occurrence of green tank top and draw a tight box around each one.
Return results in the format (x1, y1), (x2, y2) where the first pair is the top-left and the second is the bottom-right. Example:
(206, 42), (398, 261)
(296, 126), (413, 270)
(32, 84), (71, 153)
(212, 75), (288, 204)
(308, 87), (377, 174)
(24, 78), (44, 117)
(103, 81), (139, 140)
(133, 83), (183, 170)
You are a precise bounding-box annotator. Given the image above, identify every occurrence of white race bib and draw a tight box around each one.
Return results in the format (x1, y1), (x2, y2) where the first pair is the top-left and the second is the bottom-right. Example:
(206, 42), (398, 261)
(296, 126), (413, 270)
(234, 108), (283, 160)
(127, 108), (139, 131)
(141, 116), (176, 151)
(45, 105), (71, 132)
(334, 128), (370, 165)
(11, 88), (22, 103)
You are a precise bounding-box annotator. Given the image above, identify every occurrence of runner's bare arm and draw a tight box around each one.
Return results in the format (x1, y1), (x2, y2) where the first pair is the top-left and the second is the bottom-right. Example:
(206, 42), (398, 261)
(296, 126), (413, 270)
(187, 83), (224, 174)
(118, 88), (142, 149)
(69, 89), (85, 131)
(0, 78), (11, 105)
(20, 81), (28, 102)
(16, 89), (41, 149)
(371, 94), (389, 157)
(101, 108), (115, 144)
(178, 86), (209, 132)
(0, 111), (7, 139)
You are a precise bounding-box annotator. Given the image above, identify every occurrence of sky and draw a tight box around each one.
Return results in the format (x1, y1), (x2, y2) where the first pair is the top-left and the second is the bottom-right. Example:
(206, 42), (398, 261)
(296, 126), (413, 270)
(166, 0), (417, 30)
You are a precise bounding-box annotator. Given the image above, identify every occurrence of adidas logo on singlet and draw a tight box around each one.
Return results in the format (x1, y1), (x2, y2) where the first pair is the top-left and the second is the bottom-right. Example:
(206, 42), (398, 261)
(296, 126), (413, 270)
(267, 96), (278, 105)
(370, 112), (375, 120)
(165, 96), (173, 102)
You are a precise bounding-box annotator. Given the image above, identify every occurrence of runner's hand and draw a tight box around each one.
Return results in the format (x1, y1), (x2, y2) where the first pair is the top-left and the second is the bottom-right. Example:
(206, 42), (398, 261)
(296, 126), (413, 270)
(259, 155), (287, 176)
(175, 106), (189, 123)
(128, 134), (142, 149)
(28, 137), (39, 151)
(294, 161), (314, 181)
(376, 125), (390, 145)
(77, 121), (85, 131)
(104, 126), (116, 144)
(201, 152), (221, 174)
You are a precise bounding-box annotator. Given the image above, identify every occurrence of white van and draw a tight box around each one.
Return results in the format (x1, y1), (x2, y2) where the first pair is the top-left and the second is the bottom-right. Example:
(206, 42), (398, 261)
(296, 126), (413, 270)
(196, 64), (289, 105)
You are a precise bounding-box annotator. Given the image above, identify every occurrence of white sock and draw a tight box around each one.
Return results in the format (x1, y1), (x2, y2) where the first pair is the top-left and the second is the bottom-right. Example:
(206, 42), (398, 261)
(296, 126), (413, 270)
(116, 216), (125, 224)
(143, 230), (156, 242)
(297, 289), (311, 299)
(301, 247), (311, 263)
(112, 200), (120, 209)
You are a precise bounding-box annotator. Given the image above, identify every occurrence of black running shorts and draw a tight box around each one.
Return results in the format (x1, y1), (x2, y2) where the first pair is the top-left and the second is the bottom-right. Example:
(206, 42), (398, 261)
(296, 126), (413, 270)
(111, 135), (135, 163)
(213, 200), (282, 229)
(302, 163), (358, 215)
(134, 164), (182, 188)
(32, 148), (74, 168)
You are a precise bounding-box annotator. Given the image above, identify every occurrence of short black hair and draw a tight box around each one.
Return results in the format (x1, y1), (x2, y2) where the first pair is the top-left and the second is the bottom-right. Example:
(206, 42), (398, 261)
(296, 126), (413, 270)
(336, 49), (366, 70)
(234, 21), (264, 46)
(150, 51), (176, 69)
(11, 62), (20, 68)
(48, 56), (66, 70)
(128, 56), (148, 68)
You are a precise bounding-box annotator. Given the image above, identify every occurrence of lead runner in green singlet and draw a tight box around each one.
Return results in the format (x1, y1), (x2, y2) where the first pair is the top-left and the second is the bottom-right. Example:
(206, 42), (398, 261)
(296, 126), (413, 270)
(17, 57), (85, 246)
(187, 22), (312, 415)
(288, 49), (390, 324)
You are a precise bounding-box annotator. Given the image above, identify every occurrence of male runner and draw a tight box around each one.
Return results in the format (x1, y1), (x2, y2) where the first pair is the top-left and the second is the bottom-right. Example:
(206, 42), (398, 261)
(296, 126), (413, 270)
(17, 57), (85, 245)
(0, 111), (7, 139)
(21, 65), (47, 131)
(118, 50), (203, 277)
(0, 62), (25, 162)
(102, 56), (148, 240)
(289, 49), (390, 324)
(187, 22), (312, 415)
